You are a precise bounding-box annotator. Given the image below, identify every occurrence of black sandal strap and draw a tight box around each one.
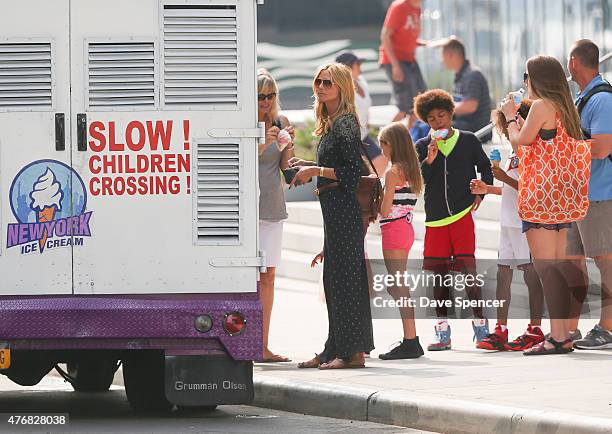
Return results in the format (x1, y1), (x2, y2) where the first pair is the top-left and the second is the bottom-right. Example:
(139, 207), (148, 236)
(546, 337), (573, 353)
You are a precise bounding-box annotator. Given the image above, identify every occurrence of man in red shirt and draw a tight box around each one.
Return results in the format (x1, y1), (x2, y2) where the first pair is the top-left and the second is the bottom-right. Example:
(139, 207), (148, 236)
(380, 0), (428, 127)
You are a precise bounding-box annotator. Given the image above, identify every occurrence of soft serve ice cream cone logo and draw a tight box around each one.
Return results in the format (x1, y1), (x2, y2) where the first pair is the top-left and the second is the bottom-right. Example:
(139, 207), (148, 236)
(7, 160), (93, 255)
(30, 168), (64, 253)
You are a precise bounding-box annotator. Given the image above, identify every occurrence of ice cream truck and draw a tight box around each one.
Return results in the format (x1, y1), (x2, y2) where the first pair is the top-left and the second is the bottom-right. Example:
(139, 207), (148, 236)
(0, 0), (265, 412)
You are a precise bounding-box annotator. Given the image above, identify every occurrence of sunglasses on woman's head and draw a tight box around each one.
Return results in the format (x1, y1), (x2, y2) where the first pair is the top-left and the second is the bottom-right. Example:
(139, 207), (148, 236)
(314, 78), (334, 89)
(258, 92), (277, 101)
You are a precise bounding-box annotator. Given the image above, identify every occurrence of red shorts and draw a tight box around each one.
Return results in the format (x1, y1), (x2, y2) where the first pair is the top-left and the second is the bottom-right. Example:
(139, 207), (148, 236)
(423, 212), (476, 272)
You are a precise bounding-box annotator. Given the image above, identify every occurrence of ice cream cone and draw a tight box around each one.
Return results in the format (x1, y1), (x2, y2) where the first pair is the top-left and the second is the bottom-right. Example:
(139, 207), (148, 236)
(277, 129), (291, 151)
(38, 206), (56, 252)
(489, 148), (501, 169)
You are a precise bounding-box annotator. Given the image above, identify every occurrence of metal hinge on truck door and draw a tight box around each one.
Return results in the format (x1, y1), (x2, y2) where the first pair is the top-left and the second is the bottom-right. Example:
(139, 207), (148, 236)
(210, 251), (267, 272)
(207, 123), (266, 144)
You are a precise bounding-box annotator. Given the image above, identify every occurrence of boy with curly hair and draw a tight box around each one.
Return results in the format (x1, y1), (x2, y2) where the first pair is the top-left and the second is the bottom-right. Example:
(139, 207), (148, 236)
(413, 89), (494, 350)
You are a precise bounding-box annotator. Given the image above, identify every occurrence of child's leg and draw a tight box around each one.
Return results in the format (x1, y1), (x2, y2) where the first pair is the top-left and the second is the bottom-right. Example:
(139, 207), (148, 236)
(496, 265), (513, 326)
(449, 213), (482, 318)
(497, 227), (519, 326)
(382, 219), (416, 339)
(509, 227), (544, 327)
(457, 257), (484, 318)
(383, 249), (416, 339)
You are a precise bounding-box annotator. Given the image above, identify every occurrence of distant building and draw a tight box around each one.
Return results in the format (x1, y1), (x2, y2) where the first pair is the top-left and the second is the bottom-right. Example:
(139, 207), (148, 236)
(258, 0), (612, 109)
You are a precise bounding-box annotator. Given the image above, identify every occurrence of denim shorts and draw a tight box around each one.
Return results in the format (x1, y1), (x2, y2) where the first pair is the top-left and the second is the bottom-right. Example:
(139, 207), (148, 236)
(521, 220), (572, 234)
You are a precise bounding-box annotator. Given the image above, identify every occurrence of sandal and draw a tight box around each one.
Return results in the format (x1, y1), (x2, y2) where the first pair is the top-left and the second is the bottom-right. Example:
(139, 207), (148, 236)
(318, 354), (365, 370)
(297, 354), (321, 369)
(523, 337), (574, 356)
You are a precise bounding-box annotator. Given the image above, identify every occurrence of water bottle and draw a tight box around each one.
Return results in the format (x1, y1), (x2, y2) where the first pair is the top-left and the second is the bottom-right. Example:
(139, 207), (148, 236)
(510, 88), (525, 105)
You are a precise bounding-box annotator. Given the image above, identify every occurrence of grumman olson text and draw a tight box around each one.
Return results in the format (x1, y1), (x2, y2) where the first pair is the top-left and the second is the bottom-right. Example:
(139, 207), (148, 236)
(175, 381), (218, 391)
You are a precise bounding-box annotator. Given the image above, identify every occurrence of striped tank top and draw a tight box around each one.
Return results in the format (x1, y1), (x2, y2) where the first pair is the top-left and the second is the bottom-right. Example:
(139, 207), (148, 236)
(380, 183), (417, 225)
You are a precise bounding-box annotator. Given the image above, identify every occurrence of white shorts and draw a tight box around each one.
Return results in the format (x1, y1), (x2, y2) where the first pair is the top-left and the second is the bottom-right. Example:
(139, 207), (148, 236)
(498, 226), (531, 269)
(260, 220), (284, 268)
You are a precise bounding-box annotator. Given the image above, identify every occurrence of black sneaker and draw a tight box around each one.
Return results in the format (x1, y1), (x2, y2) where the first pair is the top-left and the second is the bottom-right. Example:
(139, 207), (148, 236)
(379, 337), (424, 360)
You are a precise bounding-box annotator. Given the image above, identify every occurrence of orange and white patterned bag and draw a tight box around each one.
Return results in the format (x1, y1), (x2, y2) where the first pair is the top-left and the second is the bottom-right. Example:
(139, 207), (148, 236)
(518, 117), (591, 224)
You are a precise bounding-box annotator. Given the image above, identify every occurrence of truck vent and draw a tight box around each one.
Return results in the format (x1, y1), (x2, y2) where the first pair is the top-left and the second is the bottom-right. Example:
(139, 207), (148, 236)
(196, 141), (240, 243)
(0, 43), (52, 109)
(88, 42), (156, 108)
(163, 5), (238, 107)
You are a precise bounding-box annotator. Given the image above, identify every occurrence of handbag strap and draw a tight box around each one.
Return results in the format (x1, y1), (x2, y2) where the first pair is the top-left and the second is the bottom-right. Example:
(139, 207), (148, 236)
(359, 141), (380, 177)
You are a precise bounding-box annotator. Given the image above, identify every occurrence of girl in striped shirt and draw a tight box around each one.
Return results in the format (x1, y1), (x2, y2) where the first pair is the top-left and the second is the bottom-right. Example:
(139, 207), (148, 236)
(377, 122), (425, 360)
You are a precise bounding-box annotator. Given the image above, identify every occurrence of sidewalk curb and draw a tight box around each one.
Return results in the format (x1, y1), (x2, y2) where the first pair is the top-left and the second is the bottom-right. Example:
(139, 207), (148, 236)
(253, 375), (612, 434)
(49, 368), (612, 433)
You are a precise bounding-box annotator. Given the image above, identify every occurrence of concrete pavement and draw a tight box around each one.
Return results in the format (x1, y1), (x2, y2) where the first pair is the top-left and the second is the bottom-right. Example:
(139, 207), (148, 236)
(256, 285), (612, 433)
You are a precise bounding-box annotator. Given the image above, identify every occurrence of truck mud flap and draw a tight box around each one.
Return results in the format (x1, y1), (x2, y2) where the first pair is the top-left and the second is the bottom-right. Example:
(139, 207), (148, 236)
(164, 354), (253, 406)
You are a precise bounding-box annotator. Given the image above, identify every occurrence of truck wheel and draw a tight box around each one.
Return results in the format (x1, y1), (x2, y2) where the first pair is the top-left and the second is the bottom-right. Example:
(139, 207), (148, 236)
(122, 351), (172, 414)
(67, 358), (118, 392)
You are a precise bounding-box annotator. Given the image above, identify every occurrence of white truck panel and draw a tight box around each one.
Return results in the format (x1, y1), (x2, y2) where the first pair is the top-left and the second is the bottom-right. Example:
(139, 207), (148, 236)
(0, 0), (260, 295)
(0, 0), (72, 295)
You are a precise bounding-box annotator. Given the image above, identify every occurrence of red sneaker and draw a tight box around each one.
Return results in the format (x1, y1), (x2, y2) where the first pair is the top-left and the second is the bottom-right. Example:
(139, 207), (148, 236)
(476, 324), (508, 350)
(505, 324), (545, 351)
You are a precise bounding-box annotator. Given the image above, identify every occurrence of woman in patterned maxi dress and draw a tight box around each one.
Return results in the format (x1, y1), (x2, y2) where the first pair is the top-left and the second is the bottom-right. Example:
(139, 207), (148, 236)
(289, 63), (374, 369)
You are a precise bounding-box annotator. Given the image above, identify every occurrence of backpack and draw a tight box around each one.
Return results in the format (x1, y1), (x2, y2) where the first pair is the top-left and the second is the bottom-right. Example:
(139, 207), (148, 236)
(575, 81), (612, 161)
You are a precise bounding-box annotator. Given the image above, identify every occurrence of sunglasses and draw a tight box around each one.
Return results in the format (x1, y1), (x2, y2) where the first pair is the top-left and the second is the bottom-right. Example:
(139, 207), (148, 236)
(523, 72), (529, 83)
(258, 92), (277, 101)
(314, 78), (334, 89)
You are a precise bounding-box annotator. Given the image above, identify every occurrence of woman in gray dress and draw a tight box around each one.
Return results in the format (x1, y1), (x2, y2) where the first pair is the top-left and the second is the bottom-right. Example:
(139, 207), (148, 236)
(289, 63), (374, 369)
(257, 69), (295, 362)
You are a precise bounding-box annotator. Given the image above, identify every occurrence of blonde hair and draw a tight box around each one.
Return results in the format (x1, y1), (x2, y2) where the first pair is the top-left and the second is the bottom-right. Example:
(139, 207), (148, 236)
(257, 68), (280, 123)
(312, 63), (357, 136)
(378, 122), (424, 196)
(526, 56), (583, 140)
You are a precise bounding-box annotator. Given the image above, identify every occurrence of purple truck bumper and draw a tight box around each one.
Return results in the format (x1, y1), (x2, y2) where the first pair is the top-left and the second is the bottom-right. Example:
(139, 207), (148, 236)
(0, 293), (262, 361)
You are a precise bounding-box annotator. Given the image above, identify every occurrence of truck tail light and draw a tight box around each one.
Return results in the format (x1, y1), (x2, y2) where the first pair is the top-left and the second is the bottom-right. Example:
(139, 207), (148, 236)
(223, 312), (246, 336)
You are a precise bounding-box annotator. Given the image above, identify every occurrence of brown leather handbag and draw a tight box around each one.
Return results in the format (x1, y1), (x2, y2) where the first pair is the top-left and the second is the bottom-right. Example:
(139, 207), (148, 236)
(357, 142), (383, 223)
(313, 142), (383, 223)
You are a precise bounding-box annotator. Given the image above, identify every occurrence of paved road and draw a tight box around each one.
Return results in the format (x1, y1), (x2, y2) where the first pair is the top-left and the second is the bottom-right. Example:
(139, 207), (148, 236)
(0, 374), (433, 434)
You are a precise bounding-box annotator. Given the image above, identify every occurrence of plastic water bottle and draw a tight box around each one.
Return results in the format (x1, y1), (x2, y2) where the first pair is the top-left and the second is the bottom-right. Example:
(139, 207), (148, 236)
(510, 88), (525, 105)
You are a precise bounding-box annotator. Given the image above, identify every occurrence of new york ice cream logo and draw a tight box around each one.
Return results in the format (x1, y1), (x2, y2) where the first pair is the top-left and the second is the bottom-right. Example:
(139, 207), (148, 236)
(7, 160), (93, 255)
